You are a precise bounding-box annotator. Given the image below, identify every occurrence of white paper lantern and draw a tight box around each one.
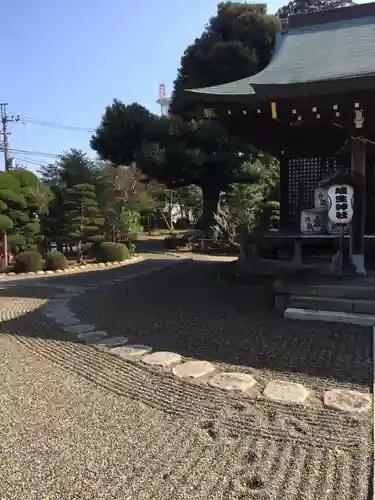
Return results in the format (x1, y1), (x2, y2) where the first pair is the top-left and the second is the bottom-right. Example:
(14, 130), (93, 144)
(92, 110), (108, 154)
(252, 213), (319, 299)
(300, 208), (326, 234)
(314, 186), (328, 209)
(327, 184), (354, 225)
(327, 220), (350, 235)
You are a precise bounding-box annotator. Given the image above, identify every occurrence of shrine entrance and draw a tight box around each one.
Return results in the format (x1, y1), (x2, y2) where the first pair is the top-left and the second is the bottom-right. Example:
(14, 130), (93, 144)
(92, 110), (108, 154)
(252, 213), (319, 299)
(186, 2), (375, 278)
(185, 3), (375, 320)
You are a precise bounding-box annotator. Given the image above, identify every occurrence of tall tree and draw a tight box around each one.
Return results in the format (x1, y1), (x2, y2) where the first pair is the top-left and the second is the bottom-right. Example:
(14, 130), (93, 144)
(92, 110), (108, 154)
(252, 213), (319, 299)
(91, 3), (279, 234)
(277, 0), (353, 18)
(135, 115), (258, 232)
(171, 2), (280, 118)
(0, 170), (50, 256)
(39, 149), (99, 188)
(64, 184), (104, 262)
(228, 155), (280, 232)
(40, 149), (100, 250)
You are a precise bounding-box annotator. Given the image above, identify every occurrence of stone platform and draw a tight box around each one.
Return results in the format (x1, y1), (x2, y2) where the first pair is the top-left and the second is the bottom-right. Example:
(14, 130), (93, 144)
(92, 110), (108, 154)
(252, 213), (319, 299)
(275, 272), (375, 325)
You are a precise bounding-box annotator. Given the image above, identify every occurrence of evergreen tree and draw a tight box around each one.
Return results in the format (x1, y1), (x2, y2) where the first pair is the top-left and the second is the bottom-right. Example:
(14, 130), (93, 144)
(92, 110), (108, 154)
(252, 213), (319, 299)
(64, 183), (104, 262)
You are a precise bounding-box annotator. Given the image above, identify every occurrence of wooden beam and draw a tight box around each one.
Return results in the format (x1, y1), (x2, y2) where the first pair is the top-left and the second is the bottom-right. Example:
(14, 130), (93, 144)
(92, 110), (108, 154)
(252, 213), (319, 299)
(350, 137), (366, 274)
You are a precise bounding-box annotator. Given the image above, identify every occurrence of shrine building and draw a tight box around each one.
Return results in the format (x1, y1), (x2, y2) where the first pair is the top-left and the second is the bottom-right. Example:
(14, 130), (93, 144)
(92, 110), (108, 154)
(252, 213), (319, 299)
(186, 2), (375, 278)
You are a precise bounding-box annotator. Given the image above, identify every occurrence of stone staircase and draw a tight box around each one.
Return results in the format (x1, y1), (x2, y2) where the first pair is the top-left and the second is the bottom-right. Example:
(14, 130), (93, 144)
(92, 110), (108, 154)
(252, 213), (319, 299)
(274, 279), (375, 326)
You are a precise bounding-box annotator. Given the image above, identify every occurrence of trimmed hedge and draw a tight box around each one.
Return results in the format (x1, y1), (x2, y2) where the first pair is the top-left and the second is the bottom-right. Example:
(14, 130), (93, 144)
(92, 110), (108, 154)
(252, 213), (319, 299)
(96, 242), (130, 263)
(45, 251), (68, 271)
(14, 250), (43, 273)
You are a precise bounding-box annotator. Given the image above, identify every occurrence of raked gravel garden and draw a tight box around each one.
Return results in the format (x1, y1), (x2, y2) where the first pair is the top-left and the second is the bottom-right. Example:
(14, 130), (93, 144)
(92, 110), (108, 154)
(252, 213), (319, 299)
(0, 254), (372, 500)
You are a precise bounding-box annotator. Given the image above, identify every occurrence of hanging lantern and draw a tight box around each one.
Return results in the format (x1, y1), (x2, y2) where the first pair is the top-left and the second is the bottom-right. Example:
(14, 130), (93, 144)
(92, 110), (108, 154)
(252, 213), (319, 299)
(327, 184), (354, 225)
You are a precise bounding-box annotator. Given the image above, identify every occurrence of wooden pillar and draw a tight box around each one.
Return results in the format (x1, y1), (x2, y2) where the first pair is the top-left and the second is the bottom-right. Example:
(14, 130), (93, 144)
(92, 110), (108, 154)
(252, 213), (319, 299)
(350, 137), (366, 275)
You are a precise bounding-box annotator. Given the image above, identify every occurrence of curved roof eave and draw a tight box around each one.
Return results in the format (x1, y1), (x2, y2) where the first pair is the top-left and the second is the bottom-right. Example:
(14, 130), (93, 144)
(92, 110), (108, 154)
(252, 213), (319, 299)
(185, 78), (256, 103)
(185, 12), (375, 103)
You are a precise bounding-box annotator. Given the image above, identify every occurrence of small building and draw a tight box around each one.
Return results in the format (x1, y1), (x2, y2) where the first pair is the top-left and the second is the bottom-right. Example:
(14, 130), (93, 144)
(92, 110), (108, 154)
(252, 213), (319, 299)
(186, 3), (375, 278)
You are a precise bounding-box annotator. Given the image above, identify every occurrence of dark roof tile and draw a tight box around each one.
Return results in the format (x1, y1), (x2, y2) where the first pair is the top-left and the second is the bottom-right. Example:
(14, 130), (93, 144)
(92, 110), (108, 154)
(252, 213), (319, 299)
(187, 12), (375, 100)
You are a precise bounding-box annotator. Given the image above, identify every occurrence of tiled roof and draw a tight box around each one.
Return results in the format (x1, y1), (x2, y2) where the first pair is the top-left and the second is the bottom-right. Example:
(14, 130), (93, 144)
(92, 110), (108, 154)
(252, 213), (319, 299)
(187, 7), (375, 101)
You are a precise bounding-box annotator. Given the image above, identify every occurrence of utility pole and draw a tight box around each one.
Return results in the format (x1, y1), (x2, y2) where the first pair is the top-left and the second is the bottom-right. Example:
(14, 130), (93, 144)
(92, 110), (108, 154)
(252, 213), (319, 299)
(0, 103), (19, 269)
(0, 103), (19, 171)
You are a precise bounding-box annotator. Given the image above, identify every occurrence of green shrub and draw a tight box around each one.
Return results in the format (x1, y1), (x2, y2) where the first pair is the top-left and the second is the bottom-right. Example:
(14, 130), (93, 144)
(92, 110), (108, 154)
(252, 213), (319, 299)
(126, 242), (136, 255)
(45, 251), (68, 271)
(89, 234), (106, 244)
(24, 244), (39, 253)
(14, 250), (43, 273)
(97, 242), (130, 263)
(8, 233), (26, 254)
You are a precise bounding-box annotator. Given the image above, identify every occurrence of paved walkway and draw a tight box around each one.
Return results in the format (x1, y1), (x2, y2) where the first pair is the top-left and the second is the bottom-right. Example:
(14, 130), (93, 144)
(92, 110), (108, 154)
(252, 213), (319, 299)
(0, 254), (372, 499)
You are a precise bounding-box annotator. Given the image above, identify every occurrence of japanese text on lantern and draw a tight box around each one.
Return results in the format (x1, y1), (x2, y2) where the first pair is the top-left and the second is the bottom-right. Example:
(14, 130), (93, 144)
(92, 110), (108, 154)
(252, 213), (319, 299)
(327, 184), (354, 225)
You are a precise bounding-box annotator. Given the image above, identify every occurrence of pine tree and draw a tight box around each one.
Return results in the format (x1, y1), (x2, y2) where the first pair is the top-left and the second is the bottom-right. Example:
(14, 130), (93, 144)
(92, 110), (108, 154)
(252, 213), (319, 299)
(64, 183), (104, 262)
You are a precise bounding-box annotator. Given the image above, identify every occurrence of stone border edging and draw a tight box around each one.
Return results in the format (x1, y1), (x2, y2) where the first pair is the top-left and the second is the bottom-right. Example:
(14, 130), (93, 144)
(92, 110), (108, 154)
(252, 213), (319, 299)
(40, 257), (372, 415)
(1, 255), (144, 281)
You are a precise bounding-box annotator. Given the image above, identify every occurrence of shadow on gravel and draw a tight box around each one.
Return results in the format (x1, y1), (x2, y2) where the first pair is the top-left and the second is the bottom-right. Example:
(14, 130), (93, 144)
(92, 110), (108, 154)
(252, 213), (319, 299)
(0, 257), (372, 388)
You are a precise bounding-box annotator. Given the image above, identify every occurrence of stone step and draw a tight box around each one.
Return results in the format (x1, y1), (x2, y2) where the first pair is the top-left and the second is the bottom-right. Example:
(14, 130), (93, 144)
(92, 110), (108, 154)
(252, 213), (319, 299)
(289, 295), (375, 314)
(284, 307), (375, 326)
(318, 284), (375, 300)
(275, 281), (375, 300)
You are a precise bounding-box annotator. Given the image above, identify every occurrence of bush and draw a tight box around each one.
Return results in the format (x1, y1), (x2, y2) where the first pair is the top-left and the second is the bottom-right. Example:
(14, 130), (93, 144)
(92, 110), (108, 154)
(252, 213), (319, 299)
(8, 233), (26, 254)
(45, 251), (68, 271)
(14, 250), (43, 273)
(126, 242), (136, 255)
(96, 242), (130, 263)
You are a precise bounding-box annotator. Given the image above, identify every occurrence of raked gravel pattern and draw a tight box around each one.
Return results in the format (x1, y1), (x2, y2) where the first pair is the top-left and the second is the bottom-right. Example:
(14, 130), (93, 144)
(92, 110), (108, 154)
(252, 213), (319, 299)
(0, 255), (372, 499)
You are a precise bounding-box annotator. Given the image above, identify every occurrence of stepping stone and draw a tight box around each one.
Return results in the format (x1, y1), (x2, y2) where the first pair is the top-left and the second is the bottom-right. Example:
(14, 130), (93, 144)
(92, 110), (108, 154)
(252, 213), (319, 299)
(142, 351), (182, 367)
(64, 324), (95, 334)
(209, 372), (257, 392)
(50, 309), (73, 317)
(324, 389), (371, 412)
(45, 311), (72, 319)
(173, 360), (215, 379)
(96, 336), (128, 348)
(50, 300), (69, 306)
(77, 330), (108, 341)
(264, 380), (309, 404)
(54, 317), (80, 326)
(45, 270), (54, 275)
(110, 344), (152, 360)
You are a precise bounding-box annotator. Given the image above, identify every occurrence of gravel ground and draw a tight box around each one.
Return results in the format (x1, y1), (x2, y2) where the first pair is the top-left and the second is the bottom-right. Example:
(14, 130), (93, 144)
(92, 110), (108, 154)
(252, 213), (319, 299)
(73, 257), (372, 391)
(0, 334), (372, 500)
(0, 255), (372, 499)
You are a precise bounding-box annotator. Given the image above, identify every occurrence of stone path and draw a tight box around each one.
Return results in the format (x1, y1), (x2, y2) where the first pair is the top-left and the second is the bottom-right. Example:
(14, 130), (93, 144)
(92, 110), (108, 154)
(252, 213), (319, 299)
(0, 254), (372, 499)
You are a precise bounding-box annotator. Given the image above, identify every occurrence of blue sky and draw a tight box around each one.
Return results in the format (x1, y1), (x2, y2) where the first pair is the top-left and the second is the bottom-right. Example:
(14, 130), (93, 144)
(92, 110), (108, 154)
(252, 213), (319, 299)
(0, 0), (364, 173)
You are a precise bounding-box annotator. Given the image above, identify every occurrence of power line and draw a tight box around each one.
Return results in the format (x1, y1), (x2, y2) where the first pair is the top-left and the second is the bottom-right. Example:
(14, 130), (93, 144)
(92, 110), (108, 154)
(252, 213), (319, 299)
(8, 147), (97, 162)
(12, 113), (95, 133)
(11, 155), (52, 168)
(8, 148), (61, 158)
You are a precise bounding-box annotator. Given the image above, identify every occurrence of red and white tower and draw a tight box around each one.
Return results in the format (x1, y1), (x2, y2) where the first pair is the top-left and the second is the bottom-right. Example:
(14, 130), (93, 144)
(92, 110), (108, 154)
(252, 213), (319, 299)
(157, 84), (171, 116)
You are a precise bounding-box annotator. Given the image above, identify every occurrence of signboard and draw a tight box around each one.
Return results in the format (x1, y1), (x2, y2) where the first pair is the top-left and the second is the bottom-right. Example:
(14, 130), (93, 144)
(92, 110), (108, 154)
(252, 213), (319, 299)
(327, 184), (354, 225)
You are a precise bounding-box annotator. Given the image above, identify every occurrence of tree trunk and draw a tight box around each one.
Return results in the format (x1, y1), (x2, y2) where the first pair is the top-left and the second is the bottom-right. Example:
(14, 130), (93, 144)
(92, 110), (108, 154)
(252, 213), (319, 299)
(196, 185), (229, 238)
(77, 240), (84, 264)
(2, 231), (8, 269)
